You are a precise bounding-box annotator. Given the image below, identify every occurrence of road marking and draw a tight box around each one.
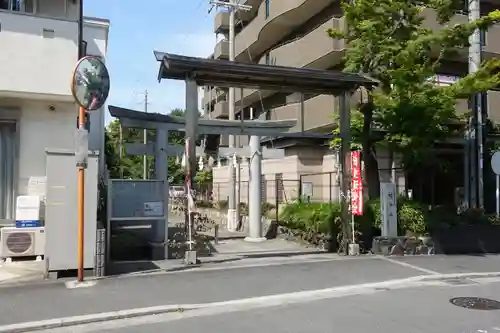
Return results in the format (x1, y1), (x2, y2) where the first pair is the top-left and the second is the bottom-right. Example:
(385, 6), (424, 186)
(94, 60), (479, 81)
(4, 271), (500, 333)
(378, 256), (441, 275)
(65, 280), (97, 289)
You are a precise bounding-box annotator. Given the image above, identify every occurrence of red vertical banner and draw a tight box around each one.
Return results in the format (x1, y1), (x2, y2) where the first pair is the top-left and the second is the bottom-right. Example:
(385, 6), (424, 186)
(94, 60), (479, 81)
(350, 151), (363, 215)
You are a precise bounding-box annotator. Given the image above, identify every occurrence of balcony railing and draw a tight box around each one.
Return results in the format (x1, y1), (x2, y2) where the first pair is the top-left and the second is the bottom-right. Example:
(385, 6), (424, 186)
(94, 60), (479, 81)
(214, 39), (229, 60)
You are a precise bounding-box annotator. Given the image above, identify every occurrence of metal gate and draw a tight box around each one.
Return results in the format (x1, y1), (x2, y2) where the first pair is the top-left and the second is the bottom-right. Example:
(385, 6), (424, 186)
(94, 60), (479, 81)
(106, 179), (167, 264)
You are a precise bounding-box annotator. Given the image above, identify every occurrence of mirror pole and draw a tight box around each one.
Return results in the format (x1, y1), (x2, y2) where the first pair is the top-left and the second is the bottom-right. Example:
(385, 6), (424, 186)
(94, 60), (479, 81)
(77, 105), (86, 282)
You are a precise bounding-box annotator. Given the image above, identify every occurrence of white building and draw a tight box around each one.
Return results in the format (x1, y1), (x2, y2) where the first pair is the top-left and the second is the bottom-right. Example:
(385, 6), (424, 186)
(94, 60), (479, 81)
(0, 0), (110, 220)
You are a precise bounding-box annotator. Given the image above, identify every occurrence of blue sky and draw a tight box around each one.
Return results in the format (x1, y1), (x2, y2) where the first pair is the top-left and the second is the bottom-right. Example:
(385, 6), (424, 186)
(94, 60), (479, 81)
(84, 0), (216, 123)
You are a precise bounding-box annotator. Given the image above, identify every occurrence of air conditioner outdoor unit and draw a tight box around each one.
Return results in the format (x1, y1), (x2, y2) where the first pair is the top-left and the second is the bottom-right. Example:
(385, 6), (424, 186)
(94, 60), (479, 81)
(0, 227), (45, 259)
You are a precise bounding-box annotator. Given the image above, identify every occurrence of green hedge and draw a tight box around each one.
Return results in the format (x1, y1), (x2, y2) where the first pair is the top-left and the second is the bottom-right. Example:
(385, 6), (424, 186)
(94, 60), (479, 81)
(279, 201), (373, 238)
(279, 198), (500, 240)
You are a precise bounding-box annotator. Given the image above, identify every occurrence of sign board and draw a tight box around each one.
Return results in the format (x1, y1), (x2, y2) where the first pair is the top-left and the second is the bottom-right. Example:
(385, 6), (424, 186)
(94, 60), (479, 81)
(143, 201), (164, 217)
(350, 151), (363, 215)
(492, 151), (500, 175)
(27, 176), (47, 200)
(380, 182), (397, 237)
(301, 182), (313, 200)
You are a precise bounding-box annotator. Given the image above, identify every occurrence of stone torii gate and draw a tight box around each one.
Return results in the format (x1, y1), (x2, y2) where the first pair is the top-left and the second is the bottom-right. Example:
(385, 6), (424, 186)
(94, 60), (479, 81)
(110, 52), (377, 264)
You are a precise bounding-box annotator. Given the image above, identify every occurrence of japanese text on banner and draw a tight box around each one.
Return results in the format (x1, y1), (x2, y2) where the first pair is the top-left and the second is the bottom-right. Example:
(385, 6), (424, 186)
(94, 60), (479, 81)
(351, 151), (363, 215)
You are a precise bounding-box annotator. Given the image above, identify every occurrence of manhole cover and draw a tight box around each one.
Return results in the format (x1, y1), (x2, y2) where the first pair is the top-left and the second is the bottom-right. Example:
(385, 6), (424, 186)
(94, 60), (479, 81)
(450, 297), (500, 310)
(443, 278), (478, 286)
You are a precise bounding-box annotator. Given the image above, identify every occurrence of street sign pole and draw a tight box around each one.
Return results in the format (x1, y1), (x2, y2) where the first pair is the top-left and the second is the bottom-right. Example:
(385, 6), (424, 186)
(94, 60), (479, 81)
(71, 56), (110, 282)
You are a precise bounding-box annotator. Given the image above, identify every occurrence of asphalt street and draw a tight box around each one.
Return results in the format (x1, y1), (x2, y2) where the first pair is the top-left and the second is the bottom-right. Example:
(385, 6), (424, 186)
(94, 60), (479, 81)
(0, 256), (419, 326)
(1, 254), (500, 332)
(64, 278), (500, 333)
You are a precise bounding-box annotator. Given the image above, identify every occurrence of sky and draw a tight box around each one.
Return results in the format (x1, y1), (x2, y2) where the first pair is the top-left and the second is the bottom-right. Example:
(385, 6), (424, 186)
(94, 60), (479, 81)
(84, 0), (217, 124)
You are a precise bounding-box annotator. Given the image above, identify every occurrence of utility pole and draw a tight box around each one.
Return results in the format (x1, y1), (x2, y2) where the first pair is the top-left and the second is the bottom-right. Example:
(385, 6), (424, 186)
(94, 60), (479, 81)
(143, 90), (149, 179)
(468, 0), (484, 208)
(210, 0), (252, 231)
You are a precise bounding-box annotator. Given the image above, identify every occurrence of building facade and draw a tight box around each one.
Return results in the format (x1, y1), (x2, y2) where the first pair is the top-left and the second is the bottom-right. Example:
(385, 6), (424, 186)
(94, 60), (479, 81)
(0, 0), (109, 220)
(203, 0), (500, 205)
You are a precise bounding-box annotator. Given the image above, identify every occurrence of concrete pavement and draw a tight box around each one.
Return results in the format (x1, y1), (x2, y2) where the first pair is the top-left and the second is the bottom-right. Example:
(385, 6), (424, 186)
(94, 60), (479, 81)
(0, 260), (45, 285)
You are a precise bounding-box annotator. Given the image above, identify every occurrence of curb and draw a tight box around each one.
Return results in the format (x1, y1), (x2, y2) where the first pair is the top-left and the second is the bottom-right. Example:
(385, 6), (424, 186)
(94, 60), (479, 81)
(0, 304), (199, 333)
(1, 271), (499, 332)
(420, 271), (500, 281)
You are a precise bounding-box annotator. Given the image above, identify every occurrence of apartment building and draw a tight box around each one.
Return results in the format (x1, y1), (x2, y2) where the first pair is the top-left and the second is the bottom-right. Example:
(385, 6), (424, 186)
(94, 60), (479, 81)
(203, 0), (500, 205)
(0, 0), (109, 220)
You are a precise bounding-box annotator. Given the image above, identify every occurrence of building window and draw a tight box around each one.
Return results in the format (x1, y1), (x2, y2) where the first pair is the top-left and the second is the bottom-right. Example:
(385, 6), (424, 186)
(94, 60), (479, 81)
(0, 122), (16, 220)
(0, 0), (34, 12)
(265, 110), (271, 120)
(265, 0), (270, 18)
(430, 74), (461, 86)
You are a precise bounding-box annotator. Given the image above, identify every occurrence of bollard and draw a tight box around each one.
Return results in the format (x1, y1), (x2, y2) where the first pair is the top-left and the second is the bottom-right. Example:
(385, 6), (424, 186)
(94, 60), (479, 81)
(214, 224), (219, 245)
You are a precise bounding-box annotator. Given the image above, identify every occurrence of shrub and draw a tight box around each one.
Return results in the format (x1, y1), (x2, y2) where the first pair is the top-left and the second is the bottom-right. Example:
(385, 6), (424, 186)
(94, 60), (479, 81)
(196, 200), (213, 209)
(279, 197), (500, 242)
(362, 198), (381, 228)
(214, 200), (228, 210)
(279, 201), (341, 236)
(397, 198), (426, 236)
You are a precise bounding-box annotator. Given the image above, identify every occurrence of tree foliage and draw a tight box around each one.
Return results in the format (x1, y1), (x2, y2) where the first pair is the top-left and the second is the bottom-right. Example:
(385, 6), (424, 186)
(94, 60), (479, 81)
(329, 0), (500, 198)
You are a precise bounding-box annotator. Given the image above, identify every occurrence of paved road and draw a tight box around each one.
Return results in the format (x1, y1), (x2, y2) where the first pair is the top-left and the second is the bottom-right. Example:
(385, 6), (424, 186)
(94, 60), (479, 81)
(1, 254), (500, 332)
(49, 277), (500, 333)
(387, 254), (500, 274)
(0, 256), (419, 326)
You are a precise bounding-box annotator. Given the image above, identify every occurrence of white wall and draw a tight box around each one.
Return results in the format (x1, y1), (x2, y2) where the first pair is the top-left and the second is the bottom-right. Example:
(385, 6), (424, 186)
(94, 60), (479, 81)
(16, 100), (76, 195)
(82, 17), (109, 169)
(0, 11), (78, 99)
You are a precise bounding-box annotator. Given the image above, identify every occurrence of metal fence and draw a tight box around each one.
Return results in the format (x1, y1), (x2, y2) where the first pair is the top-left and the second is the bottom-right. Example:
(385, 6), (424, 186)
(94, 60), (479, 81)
(299, 170), (406, 203)
(299, 172), (341, 203)
(213, 179), (300, 206)
(212, 170), (408, 207)
(94, 228), (105, 277)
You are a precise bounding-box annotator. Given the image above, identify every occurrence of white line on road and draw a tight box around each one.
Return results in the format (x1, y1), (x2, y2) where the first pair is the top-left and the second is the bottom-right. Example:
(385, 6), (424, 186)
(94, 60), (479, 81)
(65, 280), (97, 289)
(3, 272), (500, 333)
(377, 256), (441, 275)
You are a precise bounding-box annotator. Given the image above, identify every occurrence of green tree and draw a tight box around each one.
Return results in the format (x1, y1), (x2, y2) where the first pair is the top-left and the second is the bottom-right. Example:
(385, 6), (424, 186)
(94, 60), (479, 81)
(329, 0), (500, 199)
(105, 119), (150, 178)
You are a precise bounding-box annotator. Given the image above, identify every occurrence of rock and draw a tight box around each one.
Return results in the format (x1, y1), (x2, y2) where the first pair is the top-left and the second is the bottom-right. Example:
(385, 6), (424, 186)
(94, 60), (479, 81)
(416, 245), (428, 255)
(390, 239), (406, 256)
